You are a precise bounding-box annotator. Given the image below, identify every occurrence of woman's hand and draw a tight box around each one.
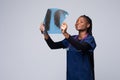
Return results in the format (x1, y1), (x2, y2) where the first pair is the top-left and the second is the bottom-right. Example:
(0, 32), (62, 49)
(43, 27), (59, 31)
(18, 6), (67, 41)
(61, 23), (70, 39)
(40, 23), (49, 39)
(40, 23), (45, 34)
(61, 23), (68, 34)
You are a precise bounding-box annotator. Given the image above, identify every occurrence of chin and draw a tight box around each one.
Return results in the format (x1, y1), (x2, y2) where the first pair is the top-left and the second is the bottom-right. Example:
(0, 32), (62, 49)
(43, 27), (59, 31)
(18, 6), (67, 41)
(76, 28), (82, 31)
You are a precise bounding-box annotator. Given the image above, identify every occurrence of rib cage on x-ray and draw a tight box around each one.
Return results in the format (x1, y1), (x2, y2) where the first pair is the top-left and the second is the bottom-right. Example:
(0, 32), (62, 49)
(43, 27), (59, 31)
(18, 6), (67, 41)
(44, 8), (68, 34)
(54, 10), (68, 28)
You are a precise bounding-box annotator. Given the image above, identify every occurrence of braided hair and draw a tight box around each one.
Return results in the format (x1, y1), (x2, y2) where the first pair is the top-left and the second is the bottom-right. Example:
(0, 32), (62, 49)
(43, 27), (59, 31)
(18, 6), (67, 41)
(80, 15), (93, 35)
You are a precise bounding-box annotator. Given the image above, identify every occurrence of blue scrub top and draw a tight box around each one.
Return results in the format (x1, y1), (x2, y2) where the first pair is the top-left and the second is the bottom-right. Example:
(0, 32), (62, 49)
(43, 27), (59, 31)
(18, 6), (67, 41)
(62, 34), (96, 80)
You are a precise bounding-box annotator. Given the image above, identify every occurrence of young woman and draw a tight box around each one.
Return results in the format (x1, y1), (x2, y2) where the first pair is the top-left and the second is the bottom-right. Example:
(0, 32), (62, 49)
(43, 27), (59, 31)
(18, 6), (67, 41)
(40, 15), (96, 80)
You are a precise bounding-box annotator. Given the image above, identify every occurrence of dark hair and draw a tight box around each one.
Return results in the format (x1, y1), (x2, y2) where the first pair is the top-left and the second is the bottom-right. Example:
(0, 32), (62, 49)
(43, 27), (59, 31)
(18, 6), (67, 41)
(80, 15), (93, 35)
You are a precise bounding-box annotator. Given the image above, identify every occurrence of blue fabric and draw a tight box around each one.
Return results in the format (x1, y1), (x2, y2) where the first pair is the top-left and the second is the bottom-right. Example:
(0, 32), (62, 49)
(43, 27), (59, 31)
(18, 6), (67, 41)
(62, 34), (96, 80)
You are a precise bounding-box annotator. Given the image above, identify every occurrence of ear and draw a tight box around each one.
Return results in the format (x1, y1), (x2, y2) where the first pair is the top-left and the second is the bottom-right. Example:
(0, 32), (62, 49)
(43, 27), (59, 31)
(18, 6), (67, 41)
(87, 24), (90, 28)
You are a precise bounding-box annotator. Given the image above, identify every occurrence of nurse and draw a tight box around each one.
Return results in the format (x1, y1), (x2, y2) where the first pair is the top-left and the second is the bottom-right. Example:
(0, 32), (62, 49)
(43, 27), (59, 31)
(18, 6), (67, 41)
(40, 15), (96, 80)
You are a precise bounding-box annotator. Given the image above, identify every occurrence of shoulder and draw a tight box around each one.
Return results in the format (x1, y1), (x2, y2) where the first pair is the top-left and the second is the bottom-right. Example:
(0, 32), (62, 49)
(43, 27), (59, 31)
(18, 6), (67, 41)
(86, 35), (95, 41)
(84, 34), (96, 49)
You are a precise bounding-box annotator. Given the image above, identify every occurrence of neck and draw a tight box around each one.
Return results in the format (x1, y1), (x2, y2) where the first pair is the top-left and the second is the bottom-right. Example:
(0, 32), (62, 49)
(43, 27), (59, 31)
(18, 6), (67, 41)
(78, 30), (88, 40)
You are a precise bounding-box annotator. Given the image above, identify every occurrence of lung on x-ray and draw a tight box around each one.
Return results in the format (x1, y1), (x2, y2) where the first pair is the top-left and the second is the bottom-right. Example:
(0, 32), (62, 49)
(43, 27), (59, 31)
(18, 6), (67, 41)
(43, 8), (69, 34)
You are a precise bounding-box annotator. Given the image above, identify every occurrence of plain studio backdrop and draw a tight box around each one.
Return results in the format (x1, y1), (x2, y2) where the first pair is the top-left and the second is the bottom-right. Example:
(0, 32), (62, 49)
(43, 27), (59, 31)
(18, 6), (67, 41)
(0, 0), (120, 80)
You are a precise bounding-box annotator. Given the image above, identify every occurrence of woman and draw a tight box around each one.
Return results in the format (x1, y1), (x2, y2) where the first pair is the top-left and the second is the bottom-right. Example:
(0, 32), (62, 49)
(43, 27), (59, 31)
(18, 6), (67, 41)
(40, 15), (96, 80)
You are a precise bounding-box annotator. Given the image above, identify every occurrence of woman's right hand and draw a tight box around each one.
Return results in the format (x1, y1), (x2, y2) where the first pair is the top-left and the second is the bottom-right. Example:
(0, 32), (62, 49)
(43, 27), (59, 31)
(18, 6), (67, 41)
(40, 23), (45, 34)
(40, 23), (49, 39)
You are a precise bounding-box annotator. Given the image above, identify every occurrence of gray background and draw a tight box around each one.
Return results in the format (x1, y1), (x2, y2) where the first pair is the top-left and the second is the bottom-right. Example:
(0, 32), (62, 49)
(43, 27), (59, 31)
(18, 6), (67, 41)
(0, 0), (120, 80)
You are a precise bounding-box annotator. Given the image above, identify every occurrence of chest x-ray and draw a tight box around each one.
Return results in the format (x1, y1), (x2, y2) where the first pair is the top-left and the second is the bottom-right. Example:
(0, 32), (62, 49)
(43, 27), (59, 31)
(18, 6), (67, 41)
(44, 8), (69, 34)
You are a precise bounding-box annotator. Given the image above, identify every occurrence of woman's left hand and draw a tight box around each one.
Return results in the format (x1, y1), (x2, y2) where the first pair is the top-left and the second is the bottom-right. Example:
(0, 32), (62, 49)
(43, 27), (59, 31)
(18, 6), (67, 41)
(61, 22), (68, 34)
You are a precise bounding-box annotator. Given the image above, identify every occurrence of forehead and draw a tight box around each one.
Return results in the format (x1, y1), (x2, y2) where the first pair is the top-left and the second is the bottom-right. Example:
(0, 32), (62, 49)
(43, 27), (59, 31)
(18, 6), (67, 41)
(77, 17), (87, 21)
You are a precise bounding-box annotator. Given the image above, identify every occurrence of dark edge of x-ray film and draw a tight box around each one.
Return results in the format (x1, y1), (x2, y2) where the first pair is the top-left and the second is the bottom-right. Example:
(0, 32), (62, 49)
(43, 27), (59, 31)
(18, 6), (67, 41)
(44, 8), (68, 34)
(44, 9), (51, 31)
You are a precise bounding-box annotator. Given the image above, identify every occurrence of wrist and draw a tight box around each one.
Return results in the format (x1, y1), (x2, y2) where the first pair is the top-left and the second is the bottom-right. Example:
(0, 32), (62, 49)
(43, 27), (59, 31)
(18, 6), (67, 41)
(63, 32), (70, 39)
(44, 33), (49, 40)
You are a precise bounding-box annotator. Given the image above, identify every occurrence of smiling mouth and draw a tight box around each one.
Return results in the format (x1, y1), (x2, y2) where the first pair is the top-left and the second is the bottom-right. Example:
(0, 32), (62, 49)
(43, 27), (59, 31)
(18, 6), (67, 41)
(76, 25), (81, 28)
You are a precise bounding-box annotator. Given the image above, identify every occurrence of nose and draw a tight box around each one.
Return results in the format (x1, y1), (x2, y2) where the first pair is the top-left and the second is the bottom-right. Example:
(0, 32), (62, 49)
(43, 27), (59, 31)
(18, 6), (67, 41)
(76, 22), (80, 26)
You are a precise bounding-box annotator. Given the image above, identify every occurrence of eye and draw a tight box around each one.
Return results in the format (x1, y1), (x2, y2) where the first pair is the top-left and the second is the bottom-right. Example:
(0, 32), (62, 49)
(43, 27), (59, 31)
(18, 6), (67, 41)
(80, 21), (84, 23)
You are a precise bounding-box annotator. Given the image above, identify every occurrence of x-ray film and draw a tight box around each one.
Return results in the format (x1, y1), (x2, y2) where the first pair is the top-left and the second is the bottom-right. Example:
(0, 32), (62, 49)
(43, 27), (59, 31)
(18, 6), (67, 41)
(44, 8), (69, 34)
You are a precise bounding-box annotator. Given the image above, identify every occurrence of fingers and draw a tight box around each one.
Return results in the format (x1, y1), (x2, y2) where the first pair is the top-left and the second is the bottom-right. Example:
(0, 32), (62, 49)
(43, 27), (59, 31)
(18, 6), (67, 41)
(61, 22), (68, 33)
(40, 23), (45, 34)
(62, 22), (67, 25)
(61, 23), (67, 29)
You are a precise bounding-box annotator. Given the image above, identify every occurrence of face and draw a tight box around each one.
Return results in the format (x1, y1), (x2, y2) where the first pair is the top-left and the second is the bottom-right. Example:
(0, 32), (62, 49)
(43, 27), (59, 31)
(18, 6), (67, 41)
(75, 17), (90, 31)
